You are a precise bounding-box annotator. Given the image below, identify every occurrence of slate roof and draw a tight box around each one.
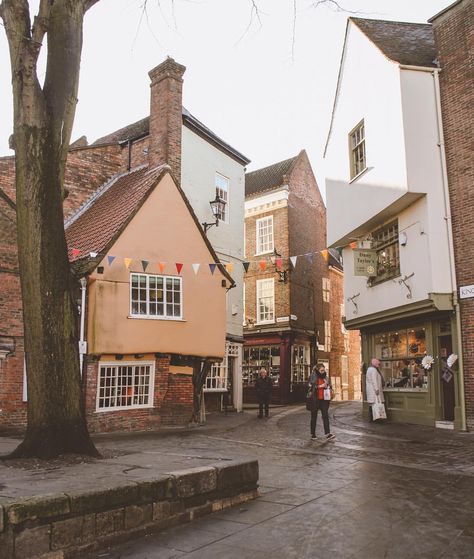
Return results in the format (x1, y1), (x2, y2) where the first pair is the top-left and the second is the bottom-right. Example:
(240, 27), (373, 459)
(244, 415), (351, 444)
(245, 155), (298, 197)
(93, 109), (250, 165)
(351, 18), (437, 68)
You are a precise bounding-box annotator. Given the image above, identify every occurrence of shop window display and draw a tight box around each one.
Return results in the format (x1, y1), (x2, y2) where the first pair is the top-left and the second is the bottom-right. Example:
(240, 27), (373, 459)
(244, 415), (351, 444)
(243, 345), (280, 386)
(374, 327), (428, 390)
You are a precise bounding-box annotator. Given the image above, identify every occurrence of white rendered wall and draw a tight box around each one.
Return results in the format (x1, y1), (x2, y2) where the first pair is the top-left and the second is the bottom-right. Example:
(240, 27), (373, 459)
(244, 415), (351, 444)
(181, 126), (246, 339)
(325, 22), (408, 247)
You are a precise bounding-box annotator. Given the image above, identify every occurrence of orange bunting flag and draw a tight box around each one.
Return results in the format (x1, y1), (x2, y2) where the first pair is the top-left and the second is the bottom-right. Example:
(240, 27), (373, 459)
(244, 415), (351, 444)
(321, 250), (329, 262)
(226, 262), (234, 274)
(275, 258), (283, 270)
(159, 262), (166, 273)
(259, 260), (267, 271)
(71, 248), (81, 258)
(175, 263), (183, 274)
(124, 257), (132, 269)
(350, 241), (358, 249)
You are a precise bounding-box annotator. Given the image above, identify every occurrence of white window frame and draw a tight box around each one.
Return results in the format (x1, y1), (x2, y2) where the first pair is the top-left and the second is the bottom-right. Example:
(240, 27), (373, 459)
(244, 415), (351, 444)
(256, 278), (275, 324)
(324, 320), (331, 352)
(322, 277), (331, 303)
(215, 172), (229, 223)
(96, 361), (155, 412)
(349, 120), (366, 180)
(256, 215), (274, 255)
(130, 273), (183, 320)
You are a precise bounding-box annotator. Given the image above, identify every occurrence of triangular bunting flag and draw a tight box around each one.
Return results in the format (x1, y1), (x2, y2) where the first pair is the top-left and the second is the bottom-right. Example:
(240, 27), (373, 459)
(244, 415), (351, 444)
(192, 263), (200, 275)
(141, 260), (149, 272)
(89, 251), (98, 258)
(107, 255), (116, 266)
(226, 262), (234, 274)
(71, 248), (81, 258)
(209, 263), (217, 275)
(306, 252), (315, 264)
(321, 249), (329, 261)
(124, 258), (132, 269)
(290, 256), (297, 269)
(275, 258), (283, 270)
(259, 260), (267, 271)
(176, 263), (183, 274)
(159, 262), (166, 273)
(350, 241), (358, 249)
(243, 261), (250, 273)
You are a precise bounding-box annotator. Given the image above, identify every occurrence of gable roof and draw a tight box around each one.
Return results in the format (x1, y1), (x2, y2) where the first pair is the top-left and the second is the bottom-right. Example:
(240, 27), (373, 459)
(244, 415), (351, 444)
(65, 165), (234, 285)
(351, 18), (437, 68)
(93, 109), (250, 166)
(245, 155), (298, 197)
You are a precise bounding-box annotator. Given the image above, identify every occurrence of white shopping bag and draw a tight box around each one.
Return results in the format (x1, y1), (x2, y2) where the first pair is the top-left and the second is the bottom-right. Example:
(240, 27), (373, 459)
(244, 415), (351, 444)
(372, 401), (387, 421)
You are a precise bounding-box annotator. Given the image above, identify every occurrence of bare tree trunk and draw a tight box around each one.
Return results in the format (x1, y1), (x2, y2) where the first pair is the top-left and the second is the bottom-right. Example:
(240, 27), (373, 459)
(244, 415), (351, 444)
(1, 0), (100, 459)
(190, 360), (212, 424)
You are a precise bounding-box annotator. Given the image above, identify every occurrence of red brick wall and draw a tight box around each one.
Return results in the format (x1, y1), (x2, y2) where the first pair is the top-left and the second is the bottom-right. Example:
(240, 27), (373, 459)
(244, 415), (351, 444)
(288, 150), (327, 337)
(244, 206), (291, 325)
(432, 0), (474, 428)
(84, 356), (193, 433)
(327, 267), (361, 400)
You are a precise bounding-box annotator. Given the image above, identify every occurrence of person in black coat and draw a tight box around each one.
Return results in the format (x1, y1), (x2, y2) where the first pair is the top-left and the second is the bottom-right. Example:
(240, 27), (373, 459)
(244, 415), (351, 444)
(255, 368), (273, 418)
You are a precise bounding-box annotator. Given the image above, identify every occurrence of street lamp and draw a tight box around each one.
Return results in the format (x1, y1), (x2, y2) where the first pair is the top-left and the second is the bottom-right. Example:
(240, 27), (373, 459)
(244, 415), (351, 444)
(270, 248), (290, 283)
(202, 193), (226, 234)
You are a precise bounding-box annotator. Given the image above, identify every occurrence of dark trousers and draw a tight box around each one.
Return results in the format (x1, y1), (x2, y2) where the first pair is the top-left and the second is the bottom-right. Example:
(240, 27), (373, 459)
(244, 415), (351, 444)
(258, 397), (270, 417)
(310, 399), (330, 435)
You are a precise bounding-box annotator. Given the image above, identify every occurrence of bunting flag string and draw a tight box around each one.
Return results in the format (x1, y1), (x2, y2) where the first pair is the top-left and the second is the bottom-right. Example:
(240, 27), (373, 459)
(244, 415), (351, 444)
(67, 243), (353, 277)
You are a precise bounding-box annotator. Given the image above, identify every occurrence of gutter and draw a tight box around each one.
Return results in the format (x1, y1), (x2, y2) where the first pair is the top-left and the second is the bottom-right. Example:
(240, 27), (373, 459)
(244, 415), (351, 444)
(432, 68), (467, 431)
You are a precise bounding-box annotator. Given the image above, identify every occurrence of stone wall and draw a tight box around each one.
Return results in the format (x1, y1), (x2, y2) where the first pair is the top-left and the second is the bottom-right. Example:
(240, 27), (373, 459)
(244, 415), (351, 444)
(0, 460), (259, 559)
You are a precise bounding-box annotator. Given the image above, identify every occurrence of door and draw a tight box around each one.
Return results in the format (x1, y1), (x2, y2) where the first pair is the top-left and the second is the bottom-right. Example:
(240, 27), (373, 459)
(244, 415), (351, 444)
(439, 335), (455, 422)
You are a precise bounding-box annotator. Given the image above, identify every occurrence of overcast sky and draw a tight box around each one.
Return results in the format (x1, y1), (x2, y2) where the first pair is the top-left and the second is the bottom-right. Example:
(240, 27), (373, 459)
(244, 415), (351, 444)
(0, 0), (451, 196)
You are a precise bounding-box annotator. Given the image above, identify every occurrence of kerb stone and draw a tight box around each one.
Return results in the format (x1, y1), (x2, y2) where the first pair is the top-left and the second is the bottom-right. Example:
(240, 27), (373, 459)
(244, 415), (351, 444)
(7, 494), (70, 525)
(213, 460), (259, 492)
(169, 466), (217, 499)
(67, 483), (139, 514)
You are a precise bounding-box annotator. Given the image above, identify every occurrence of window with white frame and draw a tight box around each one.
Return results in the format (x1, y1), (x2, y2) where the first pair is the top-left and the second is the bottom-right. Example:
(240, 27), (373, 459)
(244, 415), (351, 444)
(349, 120), (366, 179)
(256, 278), (275, 323)
(322, 277), (331, 302)
(256, 215), (274, 255)
(205, 343), (240, 391)
(97, 362), (154, 410)
(130, 273), (182, 319)
(292, 345), (311, 384)
(324, 320), (331, 352)
(215, 173), (229, 223)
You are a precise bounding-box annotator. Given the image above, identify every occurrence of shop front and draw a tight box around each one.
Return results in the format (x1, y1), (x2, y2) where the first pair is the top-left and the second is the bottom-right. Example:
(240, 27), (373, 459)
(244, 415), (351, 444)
(359, 310), (463, 430)
(242, 332), (313, 404)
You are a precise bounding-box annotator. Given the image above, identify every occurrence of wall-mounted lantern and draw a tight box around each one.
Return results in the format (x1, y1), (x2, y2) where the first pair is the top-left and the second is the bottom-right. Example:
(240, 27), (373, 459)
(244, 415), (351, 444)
(202, 194), (226, 234)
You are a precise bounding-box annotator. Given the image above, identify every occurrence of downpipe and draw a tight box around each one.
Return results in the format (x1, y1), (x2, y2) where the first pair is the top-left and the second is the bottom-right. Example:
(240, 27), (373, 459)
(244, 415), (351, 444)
(79, 277), (87, 376)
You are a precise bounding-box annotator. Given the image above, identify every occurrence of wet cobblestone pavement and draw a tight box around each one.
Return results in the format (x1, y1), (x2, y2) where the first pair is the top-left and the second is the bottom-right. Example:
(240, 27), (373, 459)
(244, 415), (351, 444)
(85, 402), (474, 558)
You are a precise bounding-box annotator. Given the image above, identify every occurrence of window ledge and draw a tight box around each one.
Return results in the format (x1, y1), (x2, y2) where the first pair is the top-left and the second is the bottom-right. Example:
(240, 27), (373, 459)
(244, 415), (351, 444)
(203, 388), (228, 392)
(256, 320), (275, 326)
(255, 250), (274, 257)
(349, 166), (369, 184)
(95, 404), (154, 413)
(128, 315), (186, 322)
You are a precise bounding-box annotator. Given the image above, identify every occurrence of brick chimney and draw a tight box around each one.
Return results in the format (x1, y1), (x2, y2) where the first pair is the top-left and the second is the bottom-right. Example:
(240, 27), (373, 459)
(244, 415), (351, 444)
(148, 58), (186, 183)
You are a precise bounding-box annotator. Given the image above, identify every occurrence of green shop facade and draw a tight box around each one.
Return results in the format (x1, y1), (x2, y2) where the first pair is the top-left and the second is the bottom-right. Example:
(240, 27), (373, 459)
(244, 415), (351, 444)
(346, 295), (465, 431)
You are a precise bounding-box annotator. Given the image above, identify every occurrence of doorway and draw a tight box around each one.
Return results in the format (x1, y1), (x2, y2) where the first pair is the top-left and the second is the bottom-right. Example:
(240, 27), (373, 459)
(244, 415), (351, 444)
(439, 334), (455, 422)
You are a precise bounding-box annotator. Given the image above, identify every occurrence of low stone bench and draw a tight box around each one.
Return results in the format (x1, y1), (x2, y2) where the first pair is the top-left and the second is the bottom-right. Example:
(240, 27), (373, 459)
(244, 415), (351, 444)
(0, 459), (259, 559)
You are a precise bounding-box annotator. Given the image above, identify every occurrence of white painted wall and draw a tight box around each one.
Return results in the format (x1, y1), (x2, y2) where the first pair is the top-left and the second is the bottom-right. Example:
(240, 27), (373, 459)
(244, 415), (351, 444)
(181, 126), (246, 339)
(325, 22), (453, 320)
(325, 22), (408, 247)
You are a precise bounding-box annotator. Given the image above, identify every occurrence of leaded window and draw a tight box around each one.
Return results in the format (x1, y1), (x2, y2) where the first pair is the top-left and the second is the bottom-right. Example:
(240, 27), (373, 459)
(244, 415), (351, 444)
(97, 362), (154, 410)
(130, 273), (182, 319)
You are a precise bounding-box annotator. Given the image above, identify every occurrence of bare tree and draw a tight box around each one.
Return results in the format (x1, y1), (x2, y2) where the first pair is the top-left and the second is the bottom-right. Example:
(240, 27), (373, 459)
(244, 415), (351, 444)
(0, 0), (100, 459)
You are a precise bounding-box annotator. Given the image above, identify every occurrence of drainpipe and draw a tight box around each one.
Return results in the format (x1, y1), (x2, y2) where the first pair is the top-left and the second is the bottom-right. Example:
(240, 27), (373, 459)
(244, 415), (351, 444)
(79, 277), (88, 376)
(432, 68), (466, 431)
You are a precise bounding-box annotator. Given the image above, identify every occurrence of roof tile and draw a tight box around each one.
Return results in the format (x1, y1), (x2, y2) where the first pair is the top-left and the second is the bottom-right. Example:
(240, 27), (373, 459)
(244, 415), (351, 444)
(245, 156), (298, 197)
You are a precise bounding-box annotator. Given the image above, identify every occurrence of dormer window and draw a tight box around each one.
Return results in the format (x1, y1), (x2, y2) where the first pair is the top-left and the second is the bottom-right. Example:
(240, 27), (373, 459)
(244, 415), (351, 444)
(349, 120), (366, 180)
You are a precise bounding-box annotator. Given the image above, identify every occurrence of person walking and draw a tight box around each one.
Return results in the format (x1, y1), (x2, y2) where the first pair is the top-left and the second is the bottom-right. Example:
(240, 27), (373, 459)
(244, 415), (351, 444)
(255, 368), (273, 418)
(366, 358), (385, 421)
(308, 364), (335, 441)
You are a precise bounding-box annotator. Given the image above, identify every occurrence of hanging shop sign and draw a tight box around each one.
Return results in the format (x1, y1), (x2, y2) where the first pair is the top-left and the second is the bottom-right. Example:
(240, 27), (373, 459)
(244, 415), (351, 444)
(459, 284), (474, 300)
(353, 249), (377, 277)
